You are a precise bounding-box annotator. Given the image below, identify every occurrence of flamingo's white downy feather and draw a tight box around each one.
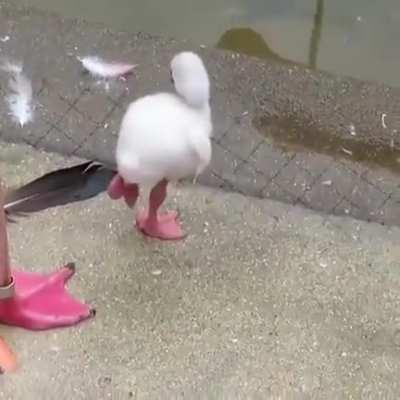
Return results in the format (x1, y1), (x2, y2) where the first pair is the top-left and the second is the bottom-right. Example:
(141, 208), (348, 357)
(1, 61), (33, 127)
(78, 56), (137, 78)
(116, 52), (212, 187)
(1, 60), (23, 74)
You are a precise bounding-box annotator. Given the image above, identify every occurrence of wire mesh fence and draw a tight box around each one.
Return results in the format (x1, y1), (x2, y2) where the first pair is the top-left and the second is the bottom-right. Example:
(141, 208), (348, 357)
(1, 75), (399, 228)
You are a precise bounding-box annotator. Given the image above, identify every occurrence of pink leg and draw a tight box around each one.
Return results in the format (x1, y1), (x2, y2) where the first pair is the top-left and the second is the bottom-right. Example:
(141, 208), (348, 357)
(0, 182), (93, 331)
(0, 263), (94, 331)
(107, 174), (139, 208)
(107, 174), (125, 200)
(136, 179), (185, 240)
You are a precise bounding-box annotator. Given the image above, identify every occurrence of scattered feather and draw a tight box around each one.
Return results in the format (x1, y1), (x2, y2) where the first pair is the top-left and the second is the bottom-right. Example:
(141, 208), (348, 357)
(4, 161), (112, 219)
(381, 113), (387, 129)
(341, 147), (353, 156)
(322, 180), (332, 186)
(319, 261), (328, 268)
(5, 70), (33, 127)
(349, 124), (356, 136)
(0, 60), (22, 74)
(78, 56), (137, 79)
(0, 36), (10, 43)
(1, 61), (34, 127)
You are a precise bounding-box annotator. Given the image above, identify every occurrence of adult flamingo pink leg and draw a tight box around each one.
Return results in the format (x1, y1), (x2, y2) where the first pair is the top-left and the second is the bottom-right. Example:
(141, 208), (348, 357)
(0, 181), (94, 331)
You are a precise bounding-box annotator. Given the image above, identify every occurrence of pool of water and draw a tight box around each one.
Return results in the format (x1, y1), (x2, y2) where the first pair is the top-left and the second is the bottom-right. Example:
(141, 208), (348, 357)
(14, 0), (400, 87)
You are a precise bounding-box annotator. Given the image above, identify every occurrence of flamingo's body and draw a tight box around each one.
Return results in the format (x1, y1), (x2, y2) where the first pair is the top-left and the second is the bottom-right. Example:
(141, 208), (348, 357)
(108, 51), (213, 240)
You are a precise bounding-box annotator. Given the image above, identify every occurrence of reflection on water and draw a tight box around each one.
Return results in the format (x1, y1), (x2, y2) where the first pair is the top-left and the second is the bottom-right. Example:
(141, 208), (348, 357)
(217, 27), (292, 64)
(12, 0), (400, 87)
(217, 1), (325, 70)
(308, 0), (324, 68)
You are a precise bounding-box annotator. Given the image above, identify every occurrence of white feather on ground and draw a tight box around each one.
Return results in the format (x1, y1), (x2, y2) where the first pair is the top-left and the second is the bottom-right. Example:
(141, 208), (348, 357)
(1, 60), (23, 74)
(78, 56), (137, 78)
(1, 61), (34, 127)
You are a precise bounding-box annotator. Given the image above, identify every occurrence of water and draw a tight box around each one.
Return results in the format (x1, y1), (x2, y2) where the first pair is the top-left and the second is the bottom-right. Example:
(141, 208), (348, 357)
(13, 0), (400, 88)
(254, 114), (400, 174)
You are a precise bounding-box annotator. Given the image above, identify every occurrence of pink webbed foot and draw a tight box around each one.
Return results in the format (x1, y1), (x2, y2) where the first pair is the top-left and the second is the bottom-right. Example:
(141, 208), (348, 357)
(0, 263), (94, 331)
(107, 174), (138, 208)
(136, 210), (185, 240)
